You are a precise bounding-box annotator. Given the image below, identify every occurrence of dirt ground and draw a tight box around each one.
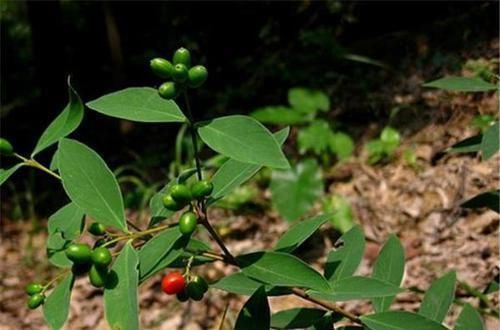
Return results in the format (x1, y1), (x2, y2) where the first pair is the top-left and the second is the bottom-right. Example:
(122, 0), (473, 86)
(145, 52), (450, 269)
(1, 42), (499, 329)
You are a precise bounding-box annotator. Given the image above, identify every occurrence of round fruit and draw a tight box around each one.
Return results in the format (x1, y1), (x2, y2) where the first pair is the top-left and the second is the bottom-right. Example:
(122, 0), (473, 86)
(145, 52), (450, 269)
(187, 65), (208, 88)
(158, 81), (179, 100)
(176, 289), (189, 302)
(88, 222), (107, 236)
(170, 184), (192, 204)
(173, 47), (191, 67)
(186, 276), (208, 301)
(150, 58), (174, 78)
(161, 271), (186, 295)
(0, 138), (14, 156)
(71, 262), (91, 276)
(162, 194), (183, 211)
(27, 293), (44, 309)
(89, 265), (108, 288)
(179, 211), (198, 235)
(191, 180), (213, 199)
(91, 247), (112, 268)
(172, 64), (188, 83)
(25, 283), (43, 296)
(65, 243), (92, 264)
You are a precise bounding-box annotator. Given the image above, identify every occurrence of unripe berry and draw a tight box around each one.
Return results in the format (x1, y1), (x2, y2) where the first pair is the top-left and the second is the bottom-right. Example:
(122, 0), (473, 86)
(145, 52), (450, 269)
(187, 65), (208, 88)
(27, 293), (44, 309)
(91, 247), (112, 268)
(150, 58), (174, 78)
(173, 47), (191, 67)
(179, 211), (198, 235)
(191, 180), (214, 199)
(158, 81), (180, 100)
(88, 222), (107, 236)
(89, 265), (108, 288)
(170, 184), (192, 204)
(25, 283), (43, 295)
(162, 194), (183, 211)
(65, 243), (92, 264)
(172, 64), (189, 83)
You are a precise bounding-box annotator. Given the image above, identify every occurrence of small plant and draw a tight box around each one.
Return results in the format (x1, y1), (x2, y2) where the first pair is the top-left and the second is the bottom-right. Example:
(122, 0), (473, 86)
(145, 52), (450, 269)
(365, 126), (401, 164)
(0, 49), (496, 330)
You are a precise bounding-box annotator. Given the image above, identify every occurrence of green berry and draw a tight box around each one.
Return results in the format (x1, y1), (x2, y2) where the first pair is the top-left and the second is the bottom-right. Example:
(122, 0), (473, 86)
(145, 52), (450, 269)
(150, 58), (174, 78)
(89, 265), (108, 288)
(162, 194), (183, 211)
(170, 184), (192, 204)
(27, 293), (44, 309)
(88, 222), (107, 236)
(0, 138), (14, 156)
(172, 64), (189, 83)
(91, 247), (112, 268)
(191, 180), (214, 199)
(158, 81), (180, 100)
(179, 211), (198, 235)
(186, 276), (208, 301)
(176, 289), (189, 302)
(65, 243), (92, 264)
(25, 283), (43, 296)
(173, 47), (191, 67)
(187, 65), (208, 88)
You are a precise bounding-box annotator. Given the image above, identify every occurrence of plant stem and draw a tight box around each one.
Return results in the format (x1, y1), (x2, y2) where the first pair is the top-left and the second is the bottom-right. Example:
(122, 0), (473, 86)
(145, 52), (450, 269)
(15, 153), (61, 180)
(102, 222), (176, 247)
(42, 269), (71, 293)
(183, 91), (202, 181)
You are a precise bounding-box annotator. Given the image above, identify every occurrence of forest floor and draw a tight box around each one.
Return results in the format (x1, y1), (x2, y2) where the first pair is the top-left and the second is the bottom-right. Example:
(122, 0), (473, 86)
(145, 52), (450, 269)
(1, 40), (499, 329)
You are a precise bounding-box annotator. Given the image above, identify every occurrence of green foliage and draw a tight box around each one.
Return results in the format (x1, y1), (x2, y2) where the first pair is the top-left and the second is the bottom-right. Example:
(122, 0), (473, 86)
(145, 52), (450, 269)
(0, 163), (23, 185)
(212, 272), (290, 296)
(234, 286), (270, 330)
(472, 114), (495, 132)
(270, 308), (327, 329)
(461, 189), (500, 213)
(47, 203), (85, 241)
(43, 275), (74, 330)
(480, 120), (499, 160)
(321, 194), (355, 233)
(270, 159), (323, 221)
(418, 271), (456, 323)
(360, 311), (447, 330)
(298, 119), (332, 155)
(455, 303), (485, 330)
(423, 76), (497, 92)
(274, 214), (331, 253)
(366, 126), (401, 164)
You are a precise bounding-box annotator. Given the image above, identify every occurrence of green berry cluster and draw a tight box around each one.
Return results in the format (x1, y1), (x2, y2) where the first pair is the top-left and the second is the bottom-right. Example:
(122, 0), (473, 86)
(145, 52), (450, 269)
(64, 223), (113, 288)
(161, 179), (213, 235)
(25, 283), (44, 309)
(150, 47), (208, 100)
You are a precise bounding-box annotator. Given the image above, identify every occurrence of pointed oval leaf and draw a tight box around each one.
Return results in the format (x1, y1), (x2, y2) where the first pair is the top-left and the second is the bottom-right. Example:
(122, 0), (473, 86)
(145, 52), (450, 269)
(212, 272), (291, 296)
(447, 135), (482, 154)
(234, 286), (270, 330)
(455, 304), (484, 330)
(104, 242), (139, 330)
(360, 311), (447, 330)
(47, 232), (72, 268)
(237, 251), (330, 292)
(209, 128), (289, 202)
(58, 138), (127, 232)
(197, 115), (289, 169)
(419, 271), (456, 323)
(138, 227), (183, 279)
(288, 88), (330, 114)
(423, 76), (497, 92)
(48, 203), (85, 241)
(86, 87), (186, 123)
(461, 189), (500, 213)
(0, 163), (23, 186)
(32, 79), (84, 156)
(324, 225), (365, 283)
(271, 308), (327, 329)
(372, 234), (406, 312)
(480, 121), (499, 160)
(270, 158), (323, 221)
(309, 276), (402, 301)
(274, 214), (331, 253)
(43, 274), (74, 330)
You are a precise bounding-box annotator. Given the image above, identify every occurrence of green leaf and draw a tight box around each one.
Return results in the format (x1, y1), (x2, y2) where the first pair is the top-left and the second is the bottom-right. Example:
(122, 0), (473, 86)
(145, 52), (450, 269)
(480, 121), (499, 160)
(324, 225), (365, 283)
(210, 128), (289, 202)
(198, 115), (289, 169)
(484, 275), (499, 294)
(309, 276), (402, 301)
(104, 242), (139, 330)
(461, 190), (499, 213)
(274, 214), (331, 253)
(234, 286), (270, 330)
(43, 274), (74, 330)
(307, 314), (336, 330)
(237, 251), (330, 292)
(322, 194), (355, 233)
(297, 120), (332, 155)
(138, 227), (183, 279)
(270, 158), (323, 221)
(47, 203), (85, 241)
(455, 303), (485, 330)
(50, 149), (60, 171)
(360, 311), (447, 330)
(271, 308), (327, 329)
(423, 76), (497, 92)
(329, 132), (354, 160)
(380, 127), (400, 151)
(46, 232), (72, 268)
(58, 139), (127, 232)
(86, 87), (186, 123)
(148, 183), (174, 226)
(419, 271), (456, 323)
(447, 135), (482, 154)
(32, 78), (84, 156)
(372, 235), (405, 312)
(250, 106), (308, 125)
(212, 272), (291, 296)
(288, 88), (329, 114)
(0, 163), (23, 186)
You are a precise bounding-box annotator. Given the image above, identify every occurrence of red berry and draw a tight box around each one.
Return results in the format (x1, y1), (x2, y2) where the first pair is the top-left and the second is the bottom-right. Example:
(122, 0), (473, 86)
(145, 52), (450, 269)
(161, 272), (186, 295)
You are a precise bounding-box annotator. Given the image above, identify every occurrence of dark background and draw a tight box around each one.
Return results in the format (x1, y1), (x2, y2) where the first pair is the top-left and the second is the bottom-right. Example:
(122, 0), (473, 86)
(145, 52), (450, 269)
(1, 0), (498, 215)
